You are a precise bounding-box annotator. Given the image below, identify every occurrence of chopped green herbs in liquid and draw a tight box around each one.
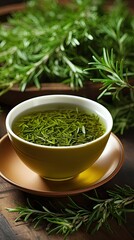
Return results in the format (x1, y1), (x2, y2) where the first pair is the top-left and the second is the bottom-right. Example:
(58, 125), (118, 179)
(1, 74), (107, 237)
(12, 108), (105, 146)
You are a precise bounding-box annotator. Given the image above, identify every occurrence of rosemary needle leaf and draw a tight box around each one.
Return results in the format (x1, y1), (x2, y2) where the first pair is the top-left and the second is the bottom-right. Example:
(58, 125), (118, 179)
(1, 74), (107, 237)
(6, 185), (134, 238)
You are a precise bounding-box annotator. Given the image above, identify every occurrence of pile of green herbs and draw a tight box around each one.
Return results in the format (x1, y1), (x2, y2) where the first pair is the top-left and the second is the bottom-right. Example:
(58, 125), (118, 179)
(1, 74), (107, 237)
(13, 109), (105, 146)
(7, 185), (134, 239)
(0, 0), (134, 134)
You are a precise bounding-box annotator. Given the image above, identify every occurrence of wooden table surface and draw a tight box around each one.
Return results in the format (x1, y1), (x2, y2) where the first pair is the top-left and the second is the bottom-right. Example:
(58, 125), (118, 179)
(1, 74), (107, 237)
(0, 104), (134, 240)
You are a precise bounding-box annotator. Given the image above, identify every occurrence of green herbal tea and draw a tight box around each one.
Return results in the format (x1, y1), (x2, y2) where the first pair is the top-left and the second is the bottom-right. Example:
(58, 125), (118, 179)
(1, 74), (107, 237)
(12, 105), (105, 146)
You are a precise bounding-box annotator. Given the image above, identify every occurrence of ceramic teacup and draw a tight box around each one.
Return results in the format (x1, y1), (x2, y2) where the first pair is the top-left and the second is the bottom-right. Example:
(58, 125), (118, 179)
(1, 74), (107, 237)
(6, 95), (113, 181)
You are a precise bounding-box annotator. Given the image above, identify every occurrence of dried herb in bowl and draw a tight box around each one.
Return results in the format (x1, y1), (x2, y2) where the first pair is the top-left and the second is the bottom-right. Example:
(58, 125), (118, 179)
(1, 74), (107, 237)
(12, 106), (105, 146)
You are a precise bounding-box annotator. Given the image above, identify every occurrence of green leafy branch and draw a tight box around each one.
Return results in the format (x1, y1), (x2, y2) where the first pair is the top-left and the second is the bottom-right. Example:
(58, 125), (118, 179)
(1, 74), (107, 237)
(0, 0), (98, 94)
(87, 48), (134, 134)
(0, 0), (133, 95)
(88, 48), (134, 99)
(7, 185), (134, 239)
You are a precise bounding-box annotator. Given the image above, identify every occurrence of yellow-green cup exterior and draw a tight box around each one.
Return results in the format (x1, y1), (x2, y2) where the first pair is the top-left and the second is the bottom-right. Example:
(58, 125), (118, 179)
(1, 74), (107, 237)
(6, 95), (113, 181)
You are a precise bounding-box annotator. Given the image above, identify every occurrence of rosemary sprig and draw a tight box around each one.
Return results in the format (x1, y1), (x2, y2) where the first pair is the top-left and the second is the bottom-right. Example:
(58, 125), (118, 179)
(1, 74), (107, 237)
(88, 48), (134, 99)
(87, 48), (134, 134)
(0, 0), (133, 94)
(100, 96), (134, 134)
(0, 0), (98, 94)
(7, 185), (134, 239)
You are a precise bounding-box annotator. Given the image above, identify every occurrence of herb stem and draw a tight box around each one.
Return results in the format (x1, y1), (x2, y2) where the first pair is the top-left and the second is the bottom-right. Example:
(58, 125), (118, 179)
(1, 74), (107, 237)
(7, 185), (134, 238)
(26, 53), (50, 76)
